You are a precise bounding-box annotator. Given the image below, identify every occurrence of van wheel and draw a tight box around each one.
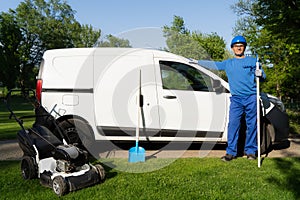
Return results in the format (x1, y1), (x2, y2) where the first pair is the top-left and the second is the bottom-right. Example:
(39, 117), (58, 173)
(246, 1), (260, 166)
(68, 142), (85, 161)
(56, 118), (94, 149)
(21, 156), (37, 180)
(266, 123), (275, 143)
(260, 122), (273, 154)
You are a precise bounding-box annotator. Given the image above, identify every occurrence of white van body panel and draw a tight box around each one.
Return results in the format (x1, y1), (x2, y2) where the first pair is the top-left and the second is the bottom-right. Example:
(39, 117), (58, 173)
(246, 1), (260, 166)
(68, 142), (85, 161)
(39, 48), (230, 142)
(93, 49), (159, 131)
(42, 48), (94, 89)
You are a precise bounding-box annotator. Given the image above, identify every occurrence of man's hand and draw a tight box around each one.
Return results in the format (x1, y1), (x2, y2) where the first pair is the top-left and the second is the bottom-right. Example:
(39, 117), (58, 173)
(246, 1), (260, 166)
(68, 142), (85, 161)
(255, 69), (263, 77)
(188, 58), (198, 64)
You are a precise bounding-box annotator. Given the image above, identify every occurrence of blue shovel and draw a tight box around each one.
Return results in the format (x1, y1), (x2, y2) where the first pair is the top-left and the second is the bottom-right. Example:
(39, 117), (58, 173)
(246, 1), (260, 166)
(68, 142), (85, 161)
(128, 69), (145, 162)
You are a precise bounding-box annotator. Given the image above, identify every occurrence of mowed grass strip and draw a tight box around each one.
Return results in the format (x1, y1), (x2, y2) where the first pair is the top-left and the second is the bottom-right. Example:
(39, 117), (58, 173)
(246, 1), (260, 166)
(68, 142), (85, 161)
(1, 157), (299, 200)
(0, 96), (35, 140)
(1, 94), (300, 199)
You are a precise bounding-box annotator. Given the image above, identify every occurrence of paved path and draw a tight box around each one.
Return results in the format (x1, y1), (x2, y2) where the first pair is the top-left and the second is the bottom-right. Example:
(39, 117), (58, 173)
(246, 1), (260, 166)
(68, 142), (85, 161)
(0, 140), (23, 160)
(1, 139), (299, 161)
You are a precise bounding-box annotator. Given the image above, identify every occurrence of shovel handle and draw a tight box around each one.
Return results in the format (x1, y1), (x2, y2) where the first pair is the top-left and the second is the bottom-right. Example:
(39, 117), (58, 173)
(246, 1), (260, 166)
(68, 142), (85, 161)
(256, 55), (261, 168)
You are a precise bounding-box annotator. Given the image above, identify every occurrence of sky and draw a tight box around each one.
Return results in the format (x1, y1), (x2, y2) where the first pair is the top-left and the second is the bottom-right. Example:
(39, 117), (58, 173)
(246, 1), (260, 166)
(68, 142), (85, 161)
(0, 0), (239, 48)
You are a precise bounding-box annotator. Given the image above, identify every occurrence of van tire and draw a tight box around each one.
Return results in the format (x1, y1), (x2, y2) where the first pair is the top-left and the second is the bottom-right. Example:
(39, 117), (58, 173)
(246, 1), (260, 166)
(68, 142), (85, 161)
(56, 118), (95, 150)
(260, 122), (274, 155)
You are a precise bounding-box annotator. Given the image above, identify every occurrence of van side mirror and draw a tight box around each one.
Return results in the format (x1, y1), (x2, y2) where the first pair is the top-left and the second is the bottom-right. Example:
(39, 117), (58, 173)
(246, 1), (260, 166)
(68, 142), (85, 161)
(212, 79), (221, 88)
(212, 79), (223, 93)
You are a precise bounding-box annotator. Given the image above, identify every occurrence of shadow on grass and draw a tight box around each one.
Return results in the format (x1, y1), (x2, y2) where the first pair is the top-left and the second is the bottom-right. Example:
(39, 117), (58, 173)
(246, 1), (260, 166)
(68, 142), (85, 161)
(267, 140), (300, 199)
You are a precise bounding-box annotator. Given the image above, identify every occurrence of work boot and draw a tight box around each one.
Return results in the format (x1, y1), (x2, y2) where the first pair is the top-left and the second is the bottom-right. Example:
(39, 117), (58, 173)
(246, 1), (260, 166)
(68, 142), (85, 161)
(221, 154), (235, 162)
(247, 154), (257, 160)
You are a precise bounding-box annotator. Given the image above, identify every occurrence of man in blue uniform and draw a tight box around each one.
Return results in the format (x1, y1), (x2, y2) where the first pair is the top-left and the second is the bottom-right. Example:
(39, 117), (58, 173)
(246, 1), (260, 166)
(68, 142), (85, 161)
(198, 36), (266, 161)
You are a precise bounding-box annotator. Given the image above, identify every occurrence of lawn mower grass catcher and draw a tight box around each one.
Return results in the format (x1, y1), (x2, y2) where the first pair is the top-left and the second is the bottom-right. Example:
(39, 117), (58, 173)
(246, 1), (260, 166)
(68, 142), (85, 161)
(4, 89), (105, 196)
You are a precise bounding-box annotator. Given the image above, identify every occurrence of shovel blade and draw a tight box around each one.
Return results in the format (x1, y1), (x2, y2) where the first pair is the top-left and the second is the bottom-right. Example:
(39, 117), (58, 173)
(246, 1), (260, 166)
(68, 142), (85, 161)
(128, 146), (145, 163)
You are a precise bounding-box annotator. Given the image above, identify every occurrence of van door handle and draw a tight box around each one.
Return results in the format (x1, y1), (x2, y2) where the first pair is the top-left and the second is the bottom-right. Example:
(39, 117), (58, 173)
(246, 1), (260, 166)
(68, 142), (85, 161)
(163, 95), (177, 99)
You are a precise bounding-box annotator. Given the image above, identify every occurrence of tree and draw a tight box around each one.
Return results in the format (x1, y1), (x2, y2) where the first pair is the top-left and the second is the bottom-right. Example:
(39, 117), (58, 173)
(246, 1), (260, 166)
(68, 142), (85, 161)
(254, 0), (300, 44)
(0, 12), (23, 89)
(0, 0), (101, 89)
(164, 30), (207, 59)
(253, 0), (300, 90)
(96, 34), (131, 47)
(163, 15), (226, 61)
(163, 15), (190, 36)
(232, 0), (300, 100)
(75, 24), (101, 47)
(192, 32), (226, 61)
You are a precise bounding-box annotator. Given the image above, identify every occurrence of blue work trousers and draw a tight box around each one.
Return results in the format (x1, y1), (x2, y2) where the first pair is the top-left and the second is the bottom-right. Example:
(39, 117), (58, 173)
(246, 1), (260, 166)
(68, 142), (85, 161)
(226, 95), (257, 156)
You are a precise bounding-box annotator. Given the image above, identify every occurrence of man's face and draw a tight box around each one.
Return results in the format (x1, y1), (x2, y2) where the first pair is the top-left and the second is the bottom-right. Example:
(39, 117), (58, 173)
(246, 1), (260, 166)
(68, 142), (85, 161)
(232, 43), (245, 57)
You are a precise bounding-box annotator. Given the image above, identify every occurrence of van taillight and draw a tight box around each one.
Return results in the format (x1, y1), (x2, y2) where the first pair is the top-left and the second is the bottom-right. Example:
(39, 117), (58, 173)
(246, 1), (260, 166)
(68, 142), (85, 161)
(36, 79), (43, 102)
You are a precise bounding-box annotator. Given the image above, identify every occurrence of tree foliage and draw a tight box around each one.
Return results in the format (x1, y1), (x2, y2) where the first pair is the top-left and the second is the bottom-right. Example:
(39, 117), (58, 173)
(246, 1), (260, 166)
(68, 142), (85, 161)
(163, 15), (226, 61)
(96, 34), (131, 47)
(254, 0), (300, 44)
(192, 32), (226, 61)
(0, 0), (101, 89)
(232, 0), (300, 100)
(0, 13), (23, 89)
(75, 24), (102, 48)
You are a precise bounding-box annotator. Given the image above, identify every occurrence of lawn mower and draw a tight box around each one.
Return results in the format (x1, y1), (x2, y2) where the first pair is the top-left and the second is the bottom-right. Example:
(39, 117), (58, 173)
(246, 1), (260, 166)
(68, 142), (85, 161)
(4, 89), (105, 196)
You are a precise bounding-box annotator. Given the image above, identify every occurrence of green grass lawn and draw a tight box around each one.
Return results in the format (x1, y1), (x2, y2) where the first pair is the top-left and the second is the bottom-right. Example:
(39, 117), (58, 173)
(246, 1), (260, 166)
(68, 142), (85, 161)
(0, 96), (35, 140)
(1, 94), (300, 199)
(0, 157), (300, 199)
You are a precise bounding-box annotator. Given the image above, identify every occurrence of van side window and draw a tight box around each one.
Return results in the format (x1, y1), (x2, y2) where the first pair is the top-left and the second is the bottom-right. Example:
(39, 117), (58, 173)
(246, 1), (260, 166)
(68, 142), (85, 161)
(159, 60), (213, 92)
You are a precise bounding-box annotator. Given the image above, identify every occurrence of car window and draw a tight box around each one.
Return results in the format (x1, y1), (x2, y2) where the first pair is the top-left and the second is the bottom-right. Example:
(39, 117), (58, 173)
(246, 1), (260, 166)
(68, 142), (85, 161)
(159, 60), (213, 92)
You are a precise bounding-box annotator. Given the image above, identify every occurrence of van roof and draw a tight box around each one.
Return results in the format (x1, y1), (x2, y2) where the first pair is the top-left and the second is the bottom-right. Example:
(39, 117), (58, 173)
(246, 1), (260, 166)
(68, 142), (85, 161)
(43, 47), (181, 59)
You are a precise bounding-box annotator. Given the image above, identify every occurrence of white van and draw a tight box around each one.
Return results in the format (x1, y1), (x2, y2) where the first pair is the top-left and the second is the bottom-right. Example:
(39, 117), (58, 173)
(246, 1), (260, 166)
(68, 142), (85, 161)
(36, 48), (289, 151)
